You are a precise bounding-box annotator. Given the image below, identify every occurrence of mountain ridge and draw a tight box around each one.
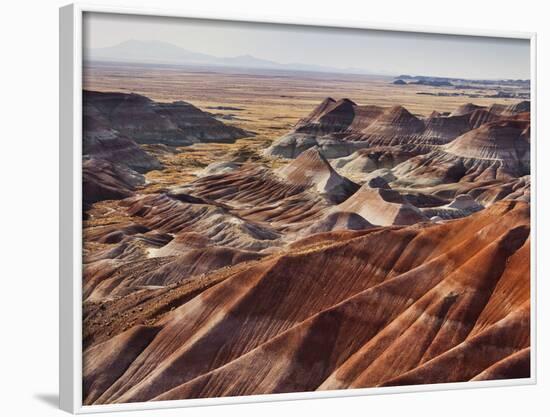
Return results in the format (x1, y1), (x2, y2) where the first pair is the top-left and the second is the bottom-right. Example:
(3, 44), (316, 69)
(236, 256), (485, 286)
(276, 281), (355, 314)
(86, 39), (379, 75)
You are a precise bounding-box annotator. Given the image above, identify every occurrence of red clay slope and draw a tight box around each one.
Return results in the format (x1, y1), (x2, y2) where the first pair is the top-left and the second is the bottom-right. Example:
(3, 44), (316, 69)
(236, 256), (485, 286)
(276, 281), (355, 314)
(83, 200), (530, 404)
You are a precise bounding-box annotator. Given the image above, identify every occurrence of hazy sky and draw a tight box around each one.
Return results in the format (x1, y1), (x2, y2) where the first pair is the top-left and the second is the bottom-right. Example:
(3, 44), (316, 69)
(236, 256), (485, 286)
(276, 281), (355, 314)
(83, 12), (530, 79)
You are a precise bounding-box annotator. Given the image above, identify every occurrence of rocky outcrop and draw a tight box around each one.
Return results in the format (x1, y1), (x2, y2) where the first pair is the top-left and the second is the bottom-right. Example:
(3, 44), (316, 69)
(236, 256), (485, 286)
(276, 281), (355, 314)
(84, 96), (162, 173)
(332, 146), (427, 180)
(336, 184), (428, 226)
(301, 211), (373, 235)
(393, 119), (531, 188)
(276, 147), (359, 203)
(82, 158), (145, 209)
(266, 98), (530, 159)
(421, 194), (485, 220)
(84, 90), (249, 146)
(489, 100), (530, 116)
(444, 120), (530, 166)
(450, 103), (486, 117)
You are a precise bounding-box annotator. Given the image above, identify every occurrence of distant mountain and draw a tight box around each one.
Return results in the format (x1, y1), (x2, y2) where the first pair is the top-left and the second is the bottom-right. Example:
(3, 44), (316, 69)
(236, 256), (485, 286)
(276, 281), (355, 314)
(87, 40), (215, 64)
(86, 40), (378, 75)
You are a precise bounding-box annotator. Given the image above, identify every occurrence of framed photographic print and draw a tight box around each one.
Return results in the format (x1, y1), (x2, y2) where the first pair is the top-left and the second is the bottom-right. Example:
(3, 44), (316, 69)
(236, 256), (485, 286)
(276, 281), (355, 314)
(59, 3), (536, 413)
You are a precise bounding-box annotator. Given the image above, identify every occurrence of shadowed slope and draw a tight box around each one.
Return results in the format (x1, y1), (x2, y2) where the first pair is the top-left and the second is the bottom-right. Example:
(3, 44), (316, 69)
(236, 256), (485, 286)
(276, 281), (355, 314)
(336, 185), (428, 226)
(83, 158), (145, 208)
(277, 148), (359, 203)
(333, 146), (426, 180)
(83, 95), (162, 174)
(84, 90), (249, 145)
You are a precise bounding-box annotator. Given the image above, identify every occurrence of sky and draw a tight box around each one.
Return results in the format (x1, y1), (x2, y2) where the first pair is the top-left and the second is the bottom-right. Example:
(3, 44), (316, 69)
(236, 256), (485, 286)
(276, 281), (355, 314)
(83, 12), (531, 79)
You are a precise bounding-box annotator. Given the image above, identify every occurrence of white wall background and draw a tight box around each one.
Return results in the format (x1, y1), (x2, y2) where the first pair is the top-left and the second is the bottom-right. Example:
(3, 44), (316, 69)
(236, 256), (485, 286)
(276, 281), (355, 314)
(1, 0), (547, 415)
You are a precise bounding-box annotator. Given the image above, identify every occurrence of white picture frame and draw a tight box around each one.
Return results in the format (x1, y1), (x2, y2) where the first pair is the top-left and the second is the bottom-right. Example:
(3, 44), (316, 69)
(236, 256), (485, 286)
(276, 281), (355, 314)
(60, 3), (537, 413)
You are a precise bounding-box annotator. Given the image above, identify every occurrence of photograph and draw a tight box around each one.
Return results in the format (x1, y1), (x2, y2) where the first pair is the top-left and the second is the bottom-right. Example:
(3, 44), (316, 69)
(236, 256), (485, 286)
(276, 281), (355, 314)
(80, 11), (532, 406)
